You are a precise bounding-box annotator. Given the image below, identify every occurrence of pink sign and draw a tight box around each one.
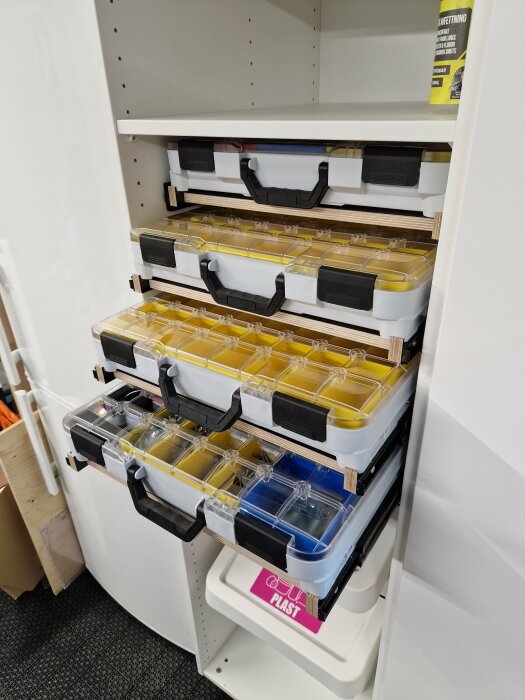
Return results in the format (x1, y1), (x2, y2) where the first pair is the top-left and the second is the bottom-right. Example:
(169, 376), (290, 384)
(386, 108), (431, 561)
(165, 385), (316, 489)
(250, 568), (323, 634)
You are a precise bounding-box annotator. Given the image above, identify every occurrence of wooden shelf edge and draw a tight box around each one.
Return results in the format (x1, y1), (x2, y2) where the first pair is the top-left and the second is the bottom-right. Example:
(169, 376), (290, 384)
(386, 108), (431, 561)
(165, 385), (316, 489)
(141, 277), (399, 359)
(182, 192), (436, 232)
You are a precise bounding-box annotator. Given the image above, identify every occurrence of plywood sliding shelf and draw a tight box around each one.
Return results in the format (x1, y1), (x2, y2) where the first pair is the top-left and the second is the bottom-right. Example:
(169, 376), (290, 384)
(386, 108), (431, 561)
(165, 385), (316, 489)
(116, 101), (457, 143)
(177, 191), (442, 240)
(130, 274), (419, 365)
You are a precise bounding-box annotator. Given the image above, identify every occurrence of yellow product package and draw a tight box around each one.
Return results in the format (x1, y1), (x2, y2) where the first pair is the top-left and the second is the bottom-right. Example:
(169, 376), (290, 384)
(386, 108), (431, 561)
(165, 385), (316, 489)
(429, 1), (474, 104)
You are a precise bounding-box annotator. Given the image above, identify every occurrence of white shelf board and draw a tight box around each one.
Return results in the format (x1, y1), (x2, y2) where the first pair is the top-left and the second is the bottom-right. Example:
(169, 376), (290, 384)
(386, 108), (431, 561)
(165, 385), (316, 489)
(117, 101), (457, 143)
(205, 519), (394, 699)
(204, 626), (374, 700)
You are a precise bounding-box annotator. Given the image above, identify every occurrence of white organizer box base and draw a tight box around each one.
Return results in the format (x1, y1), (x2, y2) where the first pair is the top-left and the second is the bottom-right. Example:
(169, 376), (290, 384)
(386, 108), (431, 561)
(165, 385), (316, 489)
(205, 520), (394, 699)
(168, 145), (448, 217)
(204, 627), (374, 700)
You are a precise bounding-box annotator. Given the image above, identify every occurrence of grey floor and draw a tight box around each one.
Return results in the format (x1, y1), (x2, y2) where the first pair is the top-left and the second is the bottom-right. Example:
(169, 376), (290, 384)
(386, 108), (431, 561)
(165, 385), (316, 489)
(0, 572), (229, 699)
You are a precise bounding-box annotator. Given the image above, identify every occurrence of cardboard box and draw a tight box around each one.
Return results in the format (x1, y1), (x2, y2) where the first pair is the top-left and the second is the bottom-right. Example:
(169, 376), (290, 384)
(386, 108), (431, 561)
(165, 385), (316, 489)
(0, 466), (42, 599)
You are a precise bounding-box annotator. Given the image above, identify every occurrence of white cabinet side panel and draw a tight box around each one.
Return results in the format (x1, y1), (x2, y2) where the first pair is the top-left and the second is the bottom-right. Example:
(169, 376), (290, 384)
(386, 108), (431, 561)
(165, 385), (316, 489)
(0, 0), (134, 405)
(377, 1), (525, 698)
(319, 0), (438, 103)
(40, 390), (197, 651)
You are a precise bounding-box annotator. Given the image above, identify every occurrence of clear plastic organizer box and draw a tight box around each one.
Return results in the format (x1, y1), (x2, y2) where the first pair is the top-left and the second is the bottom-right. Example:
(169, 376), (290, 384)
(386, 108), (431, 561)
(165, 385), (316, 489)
(63, 384), (403, 597)
(132, 209), (437, 340)
(168, 140), (451, 217)
(92, 296), (419, 470)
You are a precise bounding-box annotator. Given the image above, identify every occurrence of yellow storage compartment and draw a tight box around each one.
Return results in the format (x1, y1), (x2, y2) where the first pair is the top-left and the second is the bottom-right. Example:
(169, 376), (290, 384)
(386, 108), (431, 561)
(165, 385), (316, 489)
(94, 296), (414, 432)
(133, 210), (436, 293)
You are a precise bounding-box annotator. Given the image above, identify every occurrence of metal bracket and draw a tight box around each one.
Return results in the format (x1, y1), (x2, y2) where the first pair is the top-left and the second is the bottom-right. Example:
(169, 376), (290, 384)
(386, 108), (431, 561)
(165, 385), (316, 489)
(93, 364), (115, 384)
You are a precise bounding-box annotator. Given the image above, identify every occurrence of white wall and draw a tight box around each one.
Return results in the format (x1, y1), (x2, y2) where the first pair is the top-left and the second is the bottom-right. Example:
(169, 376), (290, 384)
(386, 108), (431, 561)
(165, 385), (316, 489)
(0, 1), (217, 653)
(0, 0), (134, 406)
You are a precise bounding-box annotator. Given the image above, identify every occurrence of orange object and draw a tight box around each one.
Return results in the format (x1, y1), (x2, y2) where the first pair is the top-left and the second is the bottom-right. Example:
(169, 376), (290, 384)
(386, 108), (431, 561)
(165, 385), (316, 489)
(0, 400), (20, 428)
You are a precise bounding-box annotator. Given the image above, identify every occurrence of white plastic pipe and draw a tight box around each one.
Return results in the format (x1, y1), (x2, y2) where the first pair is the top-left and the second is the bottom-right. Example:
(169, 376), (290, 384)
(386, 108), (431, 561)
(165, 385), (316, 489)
(15, 389), (59, 496)
(0, 245), (37, 383)
(0, 320), (21, 386)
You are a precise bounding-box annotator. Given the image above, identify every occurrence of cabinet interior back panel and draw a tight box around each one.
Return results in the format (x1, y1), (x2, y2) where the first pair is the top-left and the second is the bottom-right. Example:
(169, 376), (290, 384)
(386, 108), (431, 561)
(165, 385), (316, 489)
(319, 0), (439, 104)
(95, 0), (320, 226)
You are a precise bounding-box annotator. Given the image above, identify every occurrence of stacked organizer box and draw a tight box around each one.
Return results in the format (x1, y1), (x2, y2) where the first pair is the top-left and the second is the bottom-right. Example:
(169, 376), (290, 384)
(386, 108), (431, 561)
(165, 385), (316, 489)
(64, 384), (403, 597)
(168, 140), (451, 216)
(92, 296), (418, 470)
(132, 209), (437, 339)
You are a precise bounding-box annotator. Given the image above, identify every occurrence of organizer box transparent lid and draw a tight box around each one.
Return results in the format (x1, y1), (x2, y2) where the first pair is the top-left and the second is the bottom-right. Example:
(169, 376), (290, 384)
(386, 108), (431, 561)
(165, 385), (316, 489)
(236, 453), (362, 561)
(132, 210), (436, 292)
(64, 385), (283, 506)
(93, 297), (419, 429)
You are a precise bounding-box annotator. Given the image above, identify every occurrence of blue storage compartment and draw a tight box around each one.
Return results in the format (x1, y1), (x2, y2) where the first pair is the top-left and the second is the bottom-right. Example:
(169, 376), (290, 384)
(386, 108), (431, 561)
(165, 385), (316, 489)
(205, 441), (404, 598)
(240, 455), (352, 557)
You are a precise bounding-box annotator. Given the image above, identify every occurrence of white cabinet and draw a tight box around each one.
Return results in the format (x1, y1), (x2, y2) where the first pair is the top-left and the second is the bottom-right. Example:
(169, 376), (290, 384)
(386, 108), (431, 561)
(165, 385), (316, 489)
(2, 1), (521, 698)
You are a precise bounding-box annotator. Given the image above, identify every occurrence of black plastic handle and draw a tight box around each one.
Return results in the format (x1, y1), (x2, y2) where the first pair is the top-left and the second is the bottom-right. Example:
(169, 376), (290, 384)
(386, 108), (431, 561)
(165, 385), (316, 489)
(200, 260), (285, 316)
(158, 363), (242, 432)
(127, 464), (205, 542)
(240, 158), (329, 209)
